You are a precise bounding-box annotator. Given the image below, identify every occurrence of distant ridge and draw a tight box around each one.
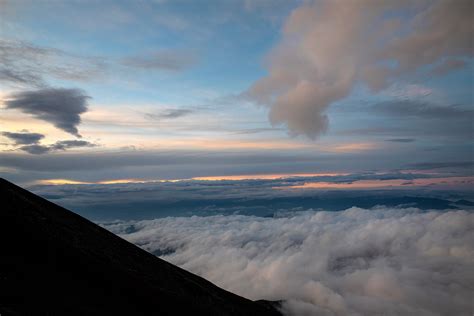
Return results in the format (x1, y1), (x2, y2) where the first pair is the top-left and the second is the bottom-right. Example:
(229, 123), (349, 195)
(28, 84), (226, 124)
(0, 178), (281, 315)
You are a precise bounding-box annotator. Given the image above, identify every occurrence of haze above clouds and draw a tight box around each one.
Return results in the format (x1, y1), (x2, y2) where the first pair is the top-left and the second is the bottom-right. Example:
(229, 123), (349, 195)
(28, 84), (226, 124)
(25, 172), (472, 222)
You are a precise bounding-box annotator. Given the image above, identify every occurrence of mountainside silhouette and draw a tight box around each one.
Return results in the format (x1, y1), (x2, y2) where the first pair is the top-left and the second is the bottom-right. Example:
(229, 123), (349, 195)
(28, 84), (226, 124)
(0, 178), (281, 315)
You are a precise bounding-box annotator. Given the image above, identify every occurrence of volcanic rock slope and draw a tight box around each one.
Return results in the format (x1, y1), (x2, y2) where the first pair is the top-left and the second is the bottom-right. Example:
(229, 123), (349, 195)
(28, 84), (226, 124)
(0, 178), (281, 316)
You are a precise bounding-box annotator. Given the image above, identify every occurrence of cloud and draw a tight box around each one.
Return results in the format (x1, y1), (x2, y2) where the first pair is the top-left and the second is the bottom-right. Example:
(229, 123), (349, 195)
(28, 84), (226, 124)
(0, 150), (322, 173)
(19, 144), (53, 155)
(145, 108), (194, 120)
(25, 173), (471, 222)
(373, 100), (473, 120)
(0, 39), (55, 87)
(1, 144), (472, 186)
(104, 207), (474, 315)
(234, 128), (284, 135)
(0, 39), (106, 88)
(49, 140), (96, 151)
(0, 39), (193, 89)
(365, 99), (473, 139)
(431, 58), (467, 76)
(247, 0), (473, 139)
(0, 67), (45, 88)
(338, 99), (473, 139)
(18, 139), (96, 155)
(385, 138), (415, 143)
(3, 88), (90, 137)
(1, 131), (44, 145)
(407, 161), (474, 170)
(121, 50), (196, 71)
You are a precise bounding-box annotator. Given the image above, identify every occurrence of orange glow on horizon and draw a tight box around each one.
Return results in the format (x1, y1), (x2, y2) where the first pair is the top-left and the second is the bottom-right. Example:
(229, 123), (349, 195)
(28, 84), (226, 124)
(192, 173), (349, 181)
(36, 179), (92, 185)
(34, 175), (474, 189)
(34, 173), (349, 185)
(35, 178), (150, 185)
(329, 142), (378, 153)
(280, 177), (474, 190)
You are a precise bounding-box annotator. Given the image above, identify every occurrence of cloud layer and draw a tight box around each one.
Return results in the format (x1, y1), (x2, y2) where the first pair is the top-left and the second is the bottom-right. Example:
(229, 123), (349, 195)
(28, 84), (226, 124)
(248, 0), (473, 139)
(104, 207), (474, 315)
(19, 139), (96, 155)
(3, 88), (90, 137)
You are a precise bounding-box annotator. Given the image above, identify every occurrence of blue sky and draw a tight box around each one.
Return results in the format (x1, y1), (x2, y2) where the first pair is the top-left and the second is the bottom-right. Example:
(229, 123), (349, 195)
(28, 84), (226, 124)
(0, 0), (472, 186)
(1, 5), (473, 313)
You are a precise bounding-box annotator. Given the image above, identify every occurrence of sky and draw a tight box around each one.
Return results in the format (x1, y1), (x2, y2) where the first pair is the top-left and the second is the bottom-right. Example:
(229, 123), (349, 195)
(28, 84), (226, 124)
(1, 2), (473, 315)
(0, 0), (473, 188)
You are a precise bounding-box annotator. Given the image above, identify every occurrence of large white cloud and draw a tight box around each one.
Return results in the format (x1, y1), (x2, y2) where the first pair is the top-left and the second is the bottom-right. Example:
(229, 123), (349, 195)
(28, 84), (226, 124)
(247, 0), (473, 139)
(104, 207), (474, 315)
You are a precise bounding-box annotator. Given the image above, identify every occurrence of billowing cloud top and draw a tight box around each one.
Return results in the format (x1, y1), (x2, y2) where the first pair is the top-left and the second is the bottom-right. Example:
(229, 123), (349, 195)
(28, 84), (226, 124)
(4, 88), (90, 137)
(105, 207), (474, 315)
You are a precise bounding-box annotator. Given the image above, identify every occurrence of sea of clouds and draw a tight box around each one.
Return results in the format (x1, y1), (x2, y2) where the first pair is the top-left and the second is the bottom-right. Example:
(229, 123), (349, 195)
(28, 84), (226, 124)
(103, 207), (474, 316)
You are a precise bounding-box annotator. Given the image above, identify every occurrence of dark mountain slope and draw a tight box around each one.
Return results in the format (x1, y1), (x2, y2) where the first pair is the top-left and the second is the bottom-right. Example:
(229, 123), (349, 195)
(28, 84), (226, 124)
(0, 178), (281, 316)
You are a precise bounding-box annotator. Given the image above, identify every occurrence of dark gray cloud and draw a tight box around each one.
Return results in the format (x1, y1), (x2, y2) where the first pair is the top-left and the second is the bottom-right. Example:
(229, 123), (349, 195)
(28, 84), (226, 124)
(1, 131), (45, 145)
(18, 140), (96, 155)
(121, 50), (195, 71)
(145, 108), (194, 120)
(50, 140), (96, 151)
(385, 138), (415, 143)
(19, 144), (52, 155)
(4, 88), (90, 137)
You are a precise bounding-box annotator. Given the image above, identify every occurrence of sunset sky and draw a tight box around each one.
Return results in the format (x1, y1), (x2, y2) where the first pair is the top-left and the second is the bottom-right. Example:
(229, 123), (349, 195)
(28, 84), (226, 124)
(0, 0), (472, 187)
(1, 2), (473, 314)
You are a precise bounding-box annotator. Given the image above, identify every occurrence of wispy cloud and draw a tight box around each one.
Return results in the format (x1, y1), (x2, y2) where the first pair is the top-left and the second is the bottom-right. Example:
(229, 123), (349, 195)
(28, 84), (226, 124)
(373, 100), (473, 120)
(430, 58), (467, 76)
(385, 138), (415, 143)
(121, 50), (196, 72)
(0, 39), (195, 90)
(0, 39), (106, 88)
(145, 108), (194, 120)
